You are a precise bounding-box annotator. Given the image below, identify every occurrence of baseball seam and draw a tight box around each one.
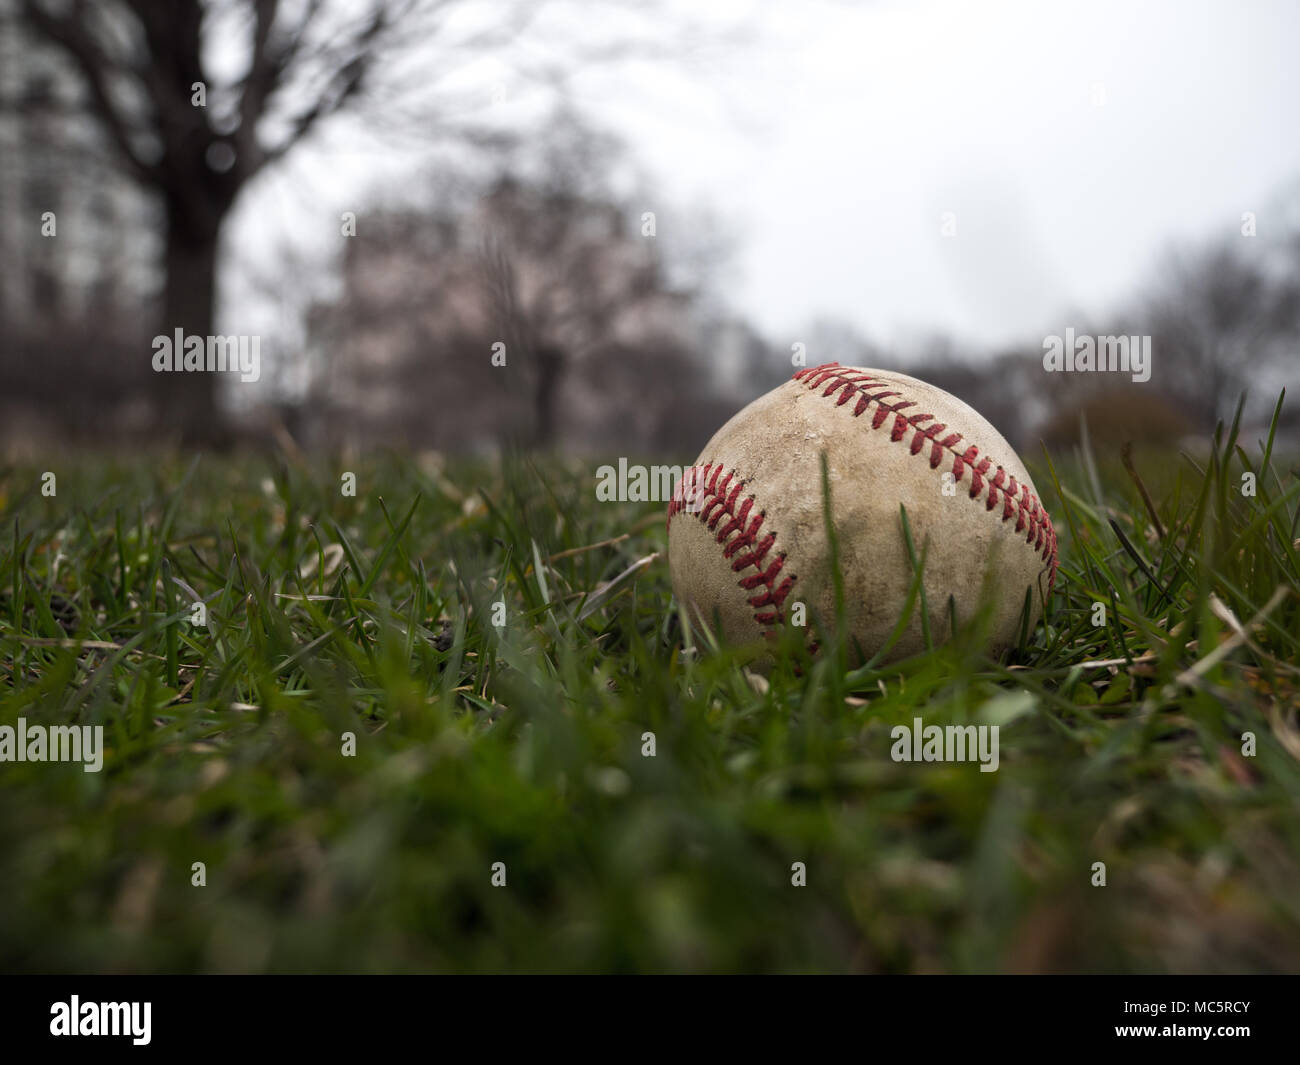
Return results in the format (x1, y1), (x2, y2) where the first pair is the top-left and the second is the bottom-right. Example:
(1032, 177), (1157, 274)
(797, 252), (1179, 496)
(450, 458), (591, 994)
(667, 464), (795, 629)
(668, 362), (1059, 636)
(792, 363), (1059, 590)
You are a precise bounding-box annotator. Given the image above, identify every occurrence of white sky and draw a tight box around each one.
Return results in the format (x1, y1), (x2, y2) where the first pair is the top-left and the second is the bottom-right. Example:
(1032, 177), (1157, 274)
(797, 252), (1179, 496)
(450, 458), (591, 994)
(228, 0), (1300, 364)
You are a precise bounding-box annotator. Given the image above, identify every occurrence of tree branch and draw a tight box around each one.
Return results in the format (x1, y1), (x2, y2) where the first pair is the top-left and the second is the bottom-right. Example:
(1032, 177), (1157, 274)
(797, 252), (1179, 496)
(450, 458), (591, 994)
(18, 0), (159, 182)
(235, 0), (284, 148)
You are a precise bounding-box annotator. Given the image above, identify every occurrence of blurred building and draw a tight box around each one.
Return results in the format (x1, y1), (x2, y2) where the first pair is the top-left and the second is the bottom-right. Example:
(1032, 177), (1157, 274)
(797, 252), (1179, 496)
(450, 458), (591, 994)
(305, 176), (737, 455)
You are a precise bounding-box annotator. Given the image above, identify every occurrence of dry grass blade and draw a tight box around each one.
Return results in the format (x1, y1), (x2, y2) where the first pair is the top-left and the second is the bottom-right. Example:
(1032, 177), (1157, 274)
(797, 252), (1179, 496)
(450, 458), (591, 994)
(577, 553), (658, 622)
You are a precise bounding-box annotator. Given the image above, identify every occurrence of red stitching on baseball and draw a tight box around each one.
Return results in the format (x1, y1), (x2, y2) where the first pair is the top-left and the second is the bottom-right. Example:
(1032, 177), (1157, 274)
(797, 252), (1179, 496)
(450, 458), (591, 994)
(668, 463), (796, 632)
(792, 362), (1059, 592)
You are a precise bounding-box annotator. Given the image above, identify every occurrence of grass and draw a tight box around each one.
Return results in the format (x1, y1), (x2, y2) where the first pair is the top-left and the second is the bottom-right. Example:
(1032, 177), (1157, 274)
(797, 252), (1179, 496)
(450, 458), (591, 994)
(1, 393), (1298, 974)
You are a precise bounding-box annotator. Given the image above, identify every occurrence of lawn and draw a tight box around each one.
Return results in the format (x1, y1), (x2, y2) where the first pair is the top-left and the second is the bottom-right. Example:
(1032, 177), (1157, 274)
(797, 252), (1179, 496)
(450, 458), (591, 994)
(1, 395), (1298, 973)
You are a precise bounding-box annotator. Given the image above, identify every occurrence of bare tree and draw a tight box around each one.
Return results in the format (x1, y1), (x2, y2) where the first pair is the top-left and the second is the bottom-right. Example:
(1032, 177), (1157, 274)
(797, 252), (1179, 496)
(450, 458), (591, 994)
(475, 113), (687, 447)
(305, 116), (731, 454)
(6, 0), (547, 443)
(1141, 237), (1299, 426)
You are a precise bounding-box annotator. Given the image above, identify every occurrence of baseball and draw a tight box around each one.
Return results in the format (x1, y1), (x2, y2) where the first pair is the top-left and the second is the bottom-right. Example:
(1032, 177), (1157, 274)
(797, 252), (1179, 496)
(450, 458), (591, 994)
(667, 363), (1058, 664)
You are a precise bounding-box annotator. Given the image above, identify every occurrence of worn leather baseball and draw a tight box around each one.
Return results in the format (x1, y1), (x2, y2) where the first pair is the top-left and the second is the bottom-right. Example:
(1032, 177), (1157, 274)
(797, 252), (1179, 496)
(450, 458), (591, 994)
(667, 363), (1058, 663)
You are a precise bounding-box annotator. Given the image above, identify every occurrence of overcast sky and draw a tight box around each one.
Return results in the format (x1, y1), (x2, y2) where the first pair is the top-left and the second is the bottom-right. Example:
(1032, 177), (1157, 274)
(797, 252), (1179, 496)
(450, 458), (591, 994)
(231, 0), (1300, 363)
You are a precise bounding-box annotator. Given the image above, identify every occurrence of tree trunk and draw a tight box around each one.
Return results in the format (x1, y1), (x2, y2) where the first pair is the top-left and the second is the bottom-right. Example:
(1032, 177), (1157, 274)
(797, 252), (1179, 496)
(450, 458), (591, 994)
(533, 344), (564, 448)
(155, 201), (228, 447)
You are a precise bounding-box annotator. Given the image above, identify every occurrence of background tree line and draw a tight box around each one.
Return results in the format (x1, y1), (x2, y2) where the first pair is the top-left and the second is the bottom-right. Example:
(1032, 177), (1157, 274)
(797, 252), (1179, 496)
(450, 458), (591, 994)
(1, 1), (1296, 460)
